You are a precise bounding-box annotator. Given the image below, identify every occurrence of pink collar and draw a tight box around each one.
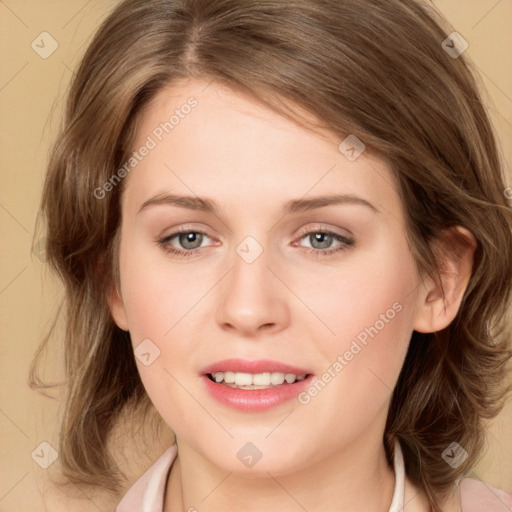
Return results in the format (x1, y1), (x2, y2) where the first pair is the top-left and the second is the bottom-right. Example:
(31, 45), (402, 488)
(115, 441), (512, 512)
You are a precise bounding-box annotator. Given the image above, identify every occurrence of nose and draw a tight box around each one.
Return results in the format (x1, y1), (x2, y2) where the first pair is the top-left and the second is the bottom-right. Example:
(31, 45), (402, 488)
(214, 241), (290, 337)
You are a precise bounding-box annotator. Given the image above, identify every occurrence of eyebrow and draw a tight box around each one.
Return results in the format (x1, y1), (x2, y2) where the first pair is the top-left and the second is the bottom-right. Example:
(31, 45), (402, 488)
(137, 193), (379, 215)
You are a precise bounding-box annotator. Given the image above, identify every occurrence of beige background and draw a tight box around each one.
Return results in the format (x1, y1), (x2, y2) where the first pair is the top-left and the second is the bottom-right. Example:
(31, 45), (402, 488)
(0, 1), (511, 510)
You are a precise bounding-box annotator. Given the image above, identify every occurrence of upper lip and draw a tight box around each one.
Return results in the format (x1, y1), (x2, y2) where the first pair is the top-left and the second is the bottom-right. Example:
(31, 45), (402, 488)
(201, 358), (312, 376)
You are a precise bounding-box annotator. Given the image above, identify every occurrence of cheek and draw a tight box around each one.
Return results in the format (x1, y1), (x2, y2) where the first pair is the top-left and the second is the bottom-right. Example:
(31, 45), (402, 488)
(116, 232), (204, 407)
(295, 235), (419, 416)
(294, 228), (419, 361)
(118, 233), (200, 342)
(117, 241), (193, 418)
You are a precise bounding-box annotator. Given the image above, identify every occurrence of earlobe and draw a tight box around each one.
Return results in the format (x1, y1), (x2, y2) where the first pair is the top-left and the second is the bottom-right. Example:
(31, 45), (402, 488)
(413, 226), (476, 334)
(107, 284), (129, 331)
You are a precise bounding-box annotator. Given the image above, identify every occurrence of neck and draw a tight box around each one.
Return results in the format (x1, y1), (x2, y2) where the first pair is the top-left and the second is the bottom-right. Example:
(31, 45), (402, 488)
(165, 434), (396, 512)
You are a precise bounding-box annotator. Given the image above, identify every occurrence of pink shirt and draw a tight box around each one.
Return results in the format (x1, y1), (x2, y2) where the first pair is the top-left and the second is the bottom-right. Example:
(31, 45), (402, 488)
(115, 441), (512, 511)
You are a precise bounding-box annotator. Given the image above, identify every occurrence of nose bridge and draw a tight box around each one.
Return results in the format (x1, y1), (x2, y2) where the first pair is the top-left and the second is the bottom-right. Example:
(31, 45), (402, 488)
(214, 233), (288, 334)
(228, 234), (273, 306)
(233, 235), (269, 290)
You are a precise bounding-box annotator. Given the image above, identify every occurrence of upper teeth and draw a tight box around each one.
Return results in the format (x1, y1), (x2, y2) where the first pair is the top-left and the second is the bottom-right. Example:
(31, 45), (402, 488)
(211, 372), (306, 386)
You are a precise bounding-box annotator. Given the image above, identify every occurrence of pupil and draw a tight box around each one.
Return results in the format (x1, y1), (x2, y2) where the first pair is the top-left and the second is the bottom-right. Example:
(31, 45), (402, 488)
(181, 232), (201, 249)
(313, 233), (330, 248)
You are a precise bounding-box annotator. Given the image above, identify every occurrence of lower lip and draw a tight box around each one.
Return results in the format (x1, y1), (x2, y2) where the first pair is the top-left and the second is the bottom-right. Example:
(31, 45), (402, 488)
(202, 375), (313, 412)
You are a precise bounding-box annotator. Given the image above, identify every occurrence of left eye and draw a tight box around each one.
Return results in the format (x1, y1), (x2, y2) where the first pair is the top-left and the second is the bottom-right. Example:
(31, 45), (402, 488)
(293, 229), (355, 257)
(300, 231), (345, 250)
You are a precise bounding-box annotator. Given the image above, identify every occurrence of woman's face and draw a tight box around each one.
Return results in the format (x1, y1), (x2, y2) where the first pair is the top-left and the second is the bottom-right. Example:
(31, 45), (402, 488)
(110, 78), (427, 474)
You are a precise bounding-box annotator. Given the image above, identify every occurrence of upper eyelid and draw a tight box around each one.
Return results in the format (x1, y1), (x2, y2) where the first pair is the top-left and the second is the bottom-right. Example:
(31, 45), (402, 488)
(295, 223), (353, 238)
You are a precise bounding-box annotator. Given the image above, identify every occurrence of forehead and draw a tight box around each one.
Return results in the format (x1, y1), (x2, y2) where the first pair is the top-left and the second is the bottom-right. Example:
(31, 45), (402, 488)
(122, 79), (402, 221)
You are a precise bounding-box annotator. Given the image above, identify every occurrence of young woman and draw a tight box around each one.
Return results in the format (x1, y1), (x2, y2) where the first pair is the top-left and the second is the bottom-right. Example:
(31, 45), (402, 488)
(31, 1), (512, 511)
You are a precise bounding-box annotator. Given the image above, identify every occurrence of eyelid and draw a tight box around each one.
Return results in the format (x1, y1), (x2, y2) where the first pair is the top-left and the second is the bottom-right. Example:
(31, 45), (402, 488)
(294, 222), (353, 239)
(159, 226), (216, 246)
(159, 224), (214, 240)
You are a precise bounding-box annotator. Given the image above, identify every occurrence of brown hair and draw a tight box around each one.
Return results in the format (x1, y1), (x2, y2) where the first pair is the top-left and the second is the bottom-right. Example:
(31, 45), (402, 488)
(30, 0), (512, 509)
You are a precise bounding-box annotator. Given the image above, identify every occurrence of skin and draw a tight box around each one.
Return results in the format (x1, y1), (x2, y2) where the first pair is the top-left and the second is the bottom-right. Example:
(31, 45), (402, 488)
(109, 78), (475, 512)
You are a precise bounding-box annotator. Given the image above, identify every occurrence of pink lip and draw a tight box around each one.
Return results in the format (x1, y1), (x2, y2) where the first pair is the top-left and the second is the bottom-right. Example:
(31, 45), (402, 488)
(200, 358), (314, 412)
(200, 358), (311, 376)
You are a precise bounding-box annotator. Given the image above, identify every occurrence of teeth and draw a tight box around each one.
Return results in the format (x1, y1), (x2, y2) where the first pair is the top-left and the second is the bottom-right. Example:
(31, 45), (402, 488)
(235, 372), (253, 386)
(224, 371), (236, 384)
(270, 372), (285, 385)
(253, 372), (271, 385)
(210, 371), (307, 386)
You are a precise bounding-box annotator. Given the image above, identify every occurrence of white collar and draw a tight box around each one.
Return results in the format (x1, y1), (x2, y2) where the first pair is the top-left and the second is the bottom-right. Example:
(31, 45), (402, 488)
(389, 438), (406, 512)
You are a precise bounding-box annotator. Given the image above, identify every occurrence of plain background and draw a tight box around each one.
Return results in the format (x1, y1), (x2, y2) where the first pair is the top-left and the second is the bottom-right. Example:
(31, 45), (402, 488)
(1, 1), (511, 510)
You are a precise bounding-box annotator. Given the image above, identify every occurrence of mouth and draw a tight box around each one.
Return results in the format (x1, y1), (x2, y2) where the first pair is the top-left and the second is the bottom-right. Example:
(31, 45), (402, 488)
(200, 359), (314, 411)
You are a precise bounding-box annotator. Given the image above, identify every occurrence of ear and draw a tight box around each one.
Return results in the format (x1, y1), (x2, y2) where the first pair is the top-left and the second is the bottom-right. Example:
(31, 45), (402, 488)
(102, 230), (129, 331)
(107, 283), (129, 331)
(413, 226), (476, 334)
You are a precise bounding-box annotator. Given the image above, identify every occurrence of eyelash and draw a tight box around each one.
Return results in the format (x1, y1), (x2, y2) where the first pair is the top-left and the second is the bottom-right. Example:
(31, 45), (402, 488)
(157, 227), (355, 259)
